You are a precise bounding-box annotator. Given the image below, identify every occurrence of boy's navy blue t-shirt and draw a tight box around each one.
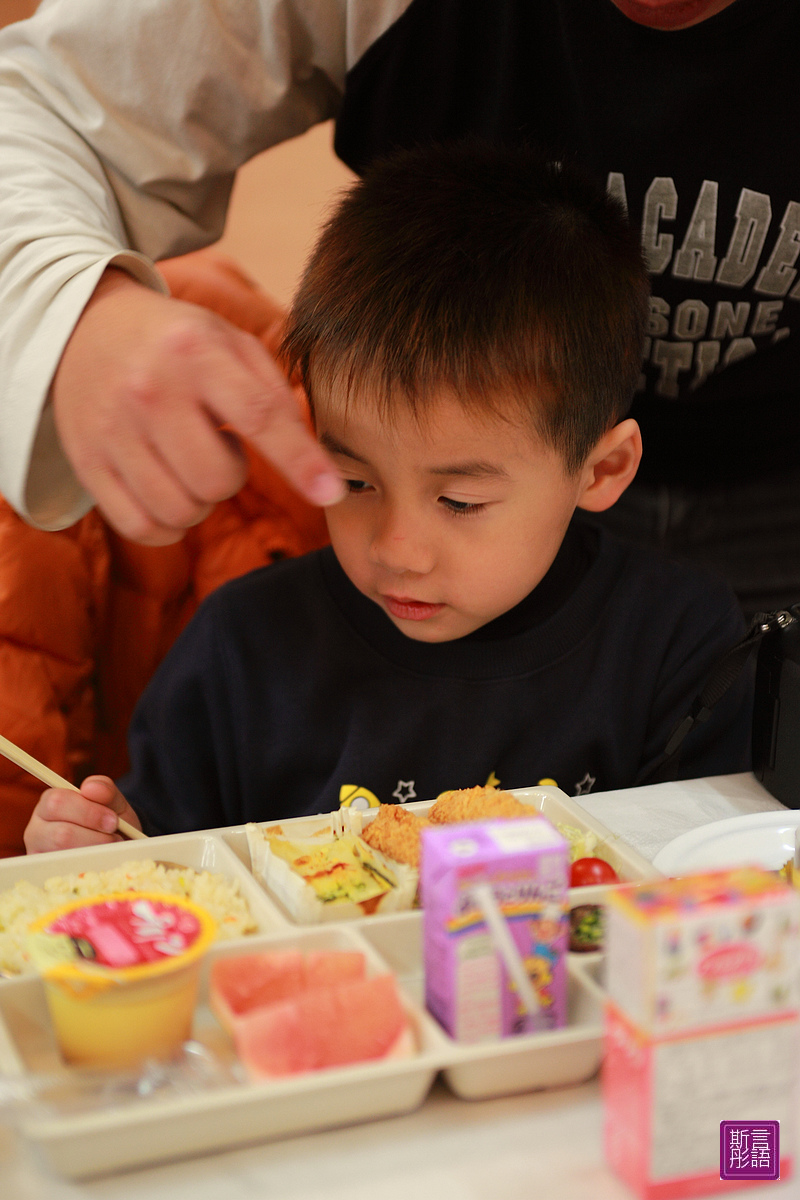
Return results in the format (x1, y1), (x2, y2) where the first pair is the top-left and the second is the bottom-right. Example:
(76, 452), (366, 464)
(121, 525), (752, 836)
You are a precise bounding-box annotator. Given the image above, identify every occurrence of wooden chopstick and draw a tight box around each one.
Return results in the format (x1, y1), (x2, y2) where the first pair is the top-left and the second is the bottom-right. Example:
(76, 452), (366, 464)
(0, 732), (147, 840)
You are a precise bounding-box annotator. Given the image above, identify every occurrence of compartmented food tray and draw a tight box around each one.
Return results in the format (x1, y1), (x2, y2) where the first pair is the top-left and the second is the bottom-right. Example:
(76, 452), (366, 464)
(0, 910), (609, 1177)
(245, 817), (419, 923)
(357, 911), (606, 1100)
(0, 832), (288, 980)
(0, 923), (448, 1179)
(0, 784), (644, 1177)
(220, 783), (662, 918)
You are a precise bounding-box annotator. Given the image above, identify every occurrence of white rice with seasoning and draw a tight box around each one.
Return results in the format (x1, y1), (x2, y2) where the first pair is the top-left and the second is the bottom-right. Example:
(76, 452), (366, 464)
(0, 859), (256, 977)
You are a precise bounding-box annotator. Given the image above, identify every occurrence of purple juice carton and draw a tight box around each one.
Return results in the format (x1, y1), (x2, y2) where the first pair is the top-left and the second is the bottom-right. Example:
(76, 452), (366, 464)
(421, 817), (570, 1041)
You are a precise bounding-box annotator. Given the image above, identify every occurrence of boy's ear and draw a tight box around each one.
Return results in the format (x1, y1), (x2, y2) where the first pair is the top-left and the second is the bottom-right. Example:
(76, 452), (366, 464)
(576, 418), (642, 513)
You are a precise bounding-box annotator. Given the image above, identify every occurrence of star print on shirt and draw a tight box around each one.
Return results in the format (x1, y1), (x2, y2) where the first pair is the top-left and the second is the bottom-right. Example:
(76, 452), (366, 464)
(392, 780), (417, 803)
(573, 772), (596, 796)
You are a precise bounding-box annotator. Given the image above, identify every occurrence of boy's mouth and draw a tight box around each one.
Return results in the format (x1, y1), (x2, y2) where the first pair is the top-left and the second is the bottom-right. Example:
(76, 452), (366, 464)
(610, 0), (723, 28)
(383, 595), (445, 622)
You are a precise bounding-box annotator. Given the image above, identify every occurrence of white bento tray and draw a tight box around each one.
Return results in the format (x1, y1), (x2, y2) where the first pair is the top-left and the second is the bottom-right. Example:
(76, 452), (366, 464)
(357, 910), (607, 1101)
(245, 817), (419, 923)
(0, 785), (641, 1176)
(218, 783), (662, 919)
(0, 923), (449, 1180)
(0, 832), (289, 983)
(0, 910), (609, 1178)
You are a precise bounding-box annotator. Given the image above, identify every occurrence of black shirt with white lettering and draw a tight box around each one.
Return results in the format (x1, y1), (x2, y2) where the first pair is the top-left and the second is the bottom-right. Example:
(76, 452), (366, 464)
(334, 0), (799, 485)
(122, 528), (751, 836)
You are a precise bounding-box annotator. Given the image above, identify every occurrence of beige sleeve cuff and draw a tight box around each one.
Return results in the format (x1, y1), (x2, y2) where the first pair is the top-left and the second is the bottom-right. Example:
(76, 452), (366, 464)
(22, 252), (168, 531)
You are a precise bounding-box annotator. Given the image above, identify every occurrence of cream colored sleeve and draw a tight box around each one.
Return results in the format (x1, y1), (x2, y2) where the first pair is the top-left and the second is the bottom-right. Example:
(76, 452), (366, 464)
(0, 0), (363, 529)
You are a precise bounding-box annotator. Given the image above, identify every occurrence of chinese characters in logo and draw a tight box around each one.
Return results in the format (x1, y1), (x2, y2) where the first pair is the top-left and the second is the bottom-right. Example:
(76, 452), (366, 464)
(720, 1121), (780, 1181)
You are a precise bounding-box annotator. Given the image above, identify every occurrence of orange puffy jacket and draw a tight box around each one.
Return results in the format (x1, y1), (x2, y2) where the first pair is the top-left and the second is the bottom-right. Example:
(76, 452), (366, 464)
(0, 251), (329, 856)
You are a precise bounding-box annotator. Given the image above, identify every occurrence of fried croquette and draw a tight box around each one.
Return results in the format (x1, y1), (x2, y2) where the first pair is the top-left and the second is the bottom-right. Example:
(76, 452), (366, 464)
(428, 785), (532, 824)
(361, 804), (429, 868)
(360, 787), (533, 869)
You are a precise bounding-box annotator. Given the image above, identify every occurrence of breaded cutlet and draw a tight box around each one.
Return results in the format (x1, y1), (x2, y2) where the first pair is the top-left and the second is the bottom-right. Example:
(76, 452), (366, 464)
(361, 804), (428, 868)
(428, 785), (532, 824)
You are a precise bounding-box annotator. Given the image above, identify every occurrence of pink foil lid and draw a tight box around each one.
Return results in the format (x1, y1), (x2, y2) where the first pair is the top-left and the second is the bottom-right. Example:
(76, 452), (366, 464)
(46, 896), (203, 968)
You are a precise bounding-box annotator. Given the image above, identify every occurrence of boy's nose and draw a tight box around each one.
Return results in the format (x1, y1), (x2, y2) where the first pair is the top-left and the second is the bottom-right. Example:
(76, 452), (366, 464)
(369, 513), (435, 576)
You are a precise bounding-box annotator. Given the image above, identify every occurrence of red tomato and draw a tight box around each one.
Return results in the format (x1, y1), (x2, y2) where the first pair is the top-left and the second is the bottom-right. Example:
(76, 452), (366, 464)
(570, 857), (619, 886)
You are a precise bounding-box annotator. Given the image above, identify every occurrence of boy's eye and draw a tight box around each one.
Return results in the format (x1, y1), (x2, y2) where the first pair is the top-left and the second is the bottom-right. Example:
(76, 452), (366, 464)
(345, 479), (373, 494)
(439, 496), (486, 516)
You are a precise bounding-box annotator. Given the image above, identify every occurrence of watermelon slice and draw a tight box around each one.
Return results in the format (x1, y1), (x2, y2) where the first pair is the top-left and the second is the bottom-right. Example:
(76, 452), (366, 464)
(209, 948), (365, 1033)
(233, 972), (413, 1079)
(305, 949), (366, 990)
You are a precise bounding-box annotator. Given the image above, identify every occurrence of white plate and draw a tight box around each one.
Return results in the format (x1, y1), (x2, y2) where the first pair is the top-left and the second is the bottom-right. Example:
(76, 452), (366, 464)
(652, 810), (800, 876)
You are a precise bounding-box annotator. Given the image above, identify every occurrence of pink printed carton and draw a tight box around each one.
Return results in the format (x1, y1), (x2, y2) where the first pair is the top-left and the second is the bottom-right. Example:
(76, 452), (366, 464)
(605, 868), (800, 1034)
(603, 869), (800, 1198)
(420, 817), (569, 1042)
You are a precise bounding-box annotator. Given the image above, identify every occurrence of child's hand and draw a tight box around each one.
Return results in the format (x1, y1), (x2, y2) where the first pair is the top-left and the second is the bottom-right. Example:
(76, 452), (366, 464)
(24, 775), (142, 854)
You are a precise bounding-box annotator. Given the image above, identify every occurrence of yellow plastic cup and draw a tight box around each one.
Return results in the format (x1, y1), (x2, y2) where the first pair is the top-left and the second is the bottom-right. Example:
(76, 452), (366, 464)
(28, 892), (216, 1068)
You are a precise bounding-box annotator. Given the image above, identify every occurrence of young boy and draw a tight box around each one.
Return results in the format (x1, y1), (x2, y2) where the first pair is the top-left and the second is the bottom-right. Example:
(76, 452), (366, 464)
(25, 142), (751, 851)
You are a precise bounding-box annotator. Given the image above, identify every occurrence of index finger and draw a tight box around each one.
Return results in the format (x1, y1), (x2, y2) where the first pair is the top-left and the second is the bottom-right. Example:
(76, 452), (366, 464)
(38, 787), (121, 839)
(207, 333), (346, 507)
(249, 394), (346, 506)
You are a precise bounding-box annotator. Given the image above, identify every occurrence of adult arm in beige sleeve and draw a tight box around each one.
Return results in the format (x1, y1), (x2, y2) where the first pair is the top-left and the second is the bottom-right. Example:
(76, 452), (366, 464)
(0, 0), (373, 539)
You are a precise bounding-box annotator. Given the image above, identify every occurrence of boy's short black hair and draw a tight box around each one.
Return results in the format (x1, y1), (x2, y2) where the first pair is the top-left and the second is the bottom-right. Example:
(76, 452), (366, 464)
(282, 140), (649, 471)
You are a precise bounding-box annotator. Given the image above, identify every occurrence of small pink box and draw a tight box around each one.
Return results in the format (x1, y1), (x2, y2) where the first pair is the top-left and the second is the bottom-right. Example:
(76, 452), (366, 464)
(603, 869), (800, 1198)
(420, 818), (569, 1042)
(604, 1002), (797, 1198)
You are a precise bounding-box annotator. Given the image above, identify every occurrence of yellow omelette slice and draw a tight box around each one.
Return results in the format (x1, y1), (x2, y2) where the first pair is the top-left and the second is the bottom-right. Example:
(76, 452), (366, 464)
(265, 832), (398, 905)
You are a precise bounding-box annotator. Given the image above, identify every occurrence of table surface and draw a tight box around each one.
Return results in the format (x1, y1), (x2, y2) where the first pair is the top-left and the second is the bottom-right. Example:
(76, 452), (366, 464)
(1, 772), (798, 1200)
